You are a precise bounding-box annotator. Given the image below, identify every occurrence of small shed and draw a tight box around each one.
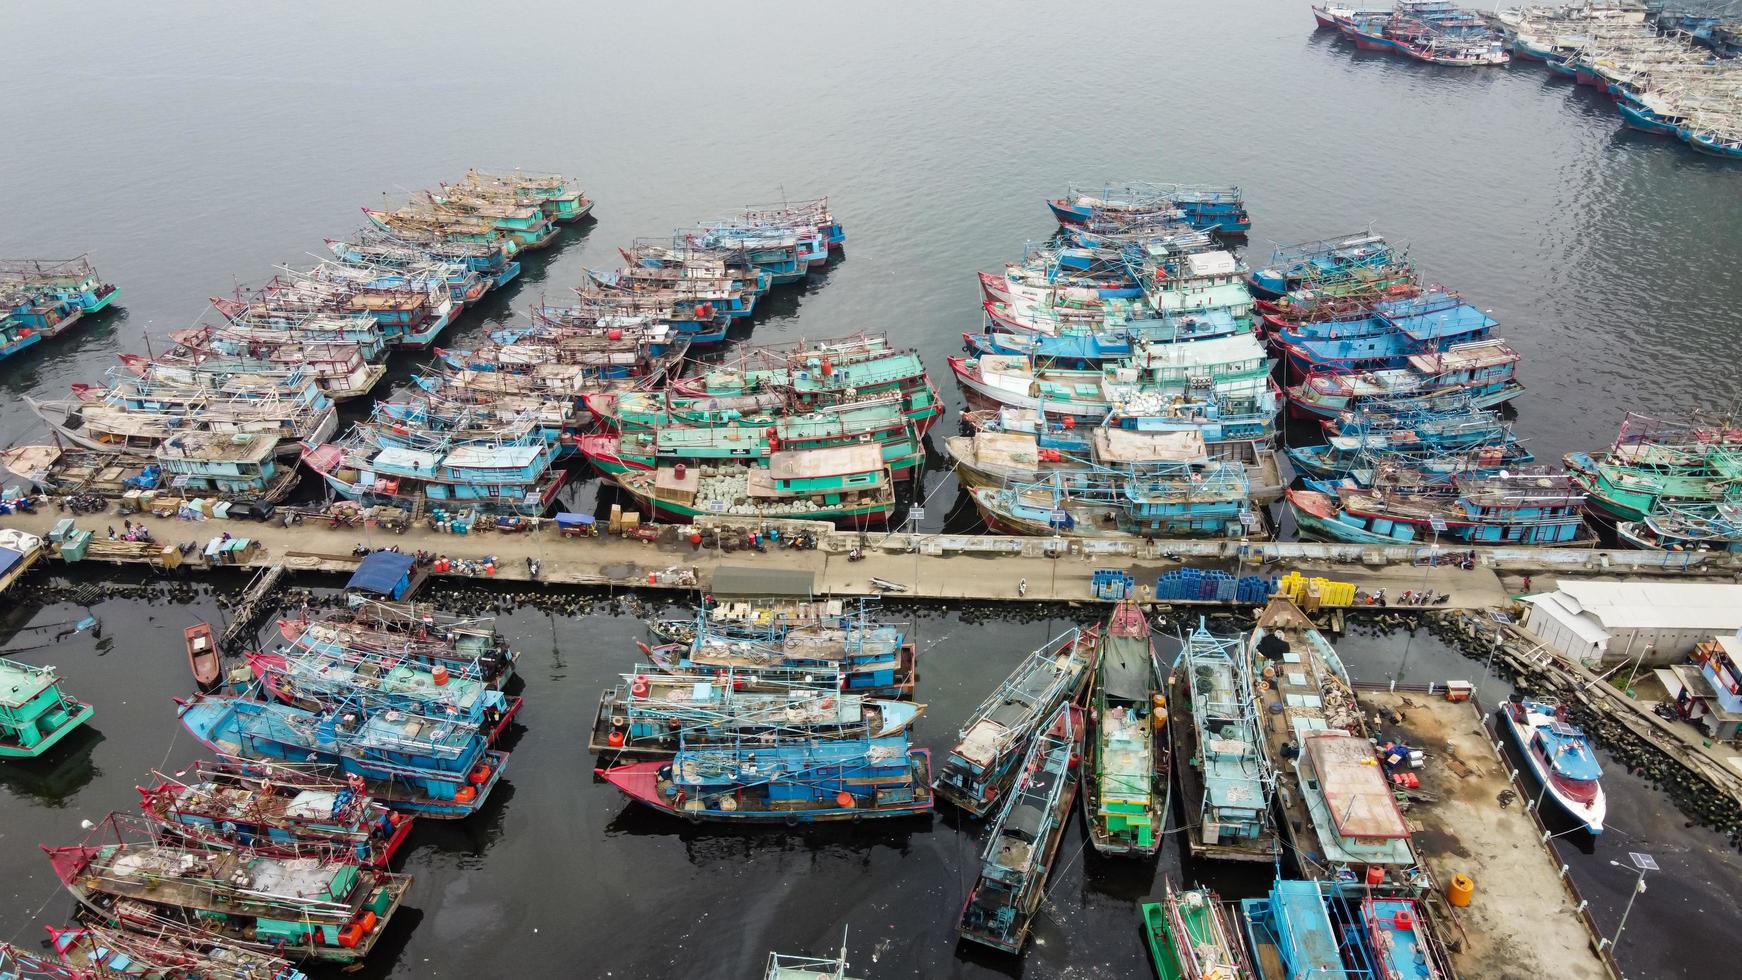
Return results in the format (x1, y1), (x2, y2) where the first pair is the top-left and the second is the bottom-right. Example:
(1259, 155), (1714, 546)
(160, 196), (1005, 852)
(347, 552), (417, 600)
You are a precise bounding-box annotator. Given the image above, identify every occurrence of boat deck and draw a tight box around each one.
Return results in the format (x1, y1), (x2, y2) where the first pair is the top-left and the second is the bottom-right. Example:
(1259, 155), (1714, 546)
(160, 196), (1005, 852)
(1357, 690), (1612, 980)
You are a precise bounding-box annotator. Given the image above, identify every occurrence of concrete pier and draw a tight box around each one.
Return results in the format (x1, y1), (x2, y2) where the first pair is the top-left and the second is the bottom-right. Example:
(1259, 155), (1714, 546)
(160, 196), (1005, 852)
(0, 506), (1734, 608)
(1359, 688), (1617, 980)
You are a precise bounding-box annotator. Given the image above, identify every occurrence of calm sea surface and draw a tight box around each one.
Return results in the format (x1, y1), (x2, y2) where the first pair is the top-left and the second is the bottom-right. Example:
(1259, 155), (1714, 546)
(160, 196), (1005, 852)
(3, 1), (1742, 976)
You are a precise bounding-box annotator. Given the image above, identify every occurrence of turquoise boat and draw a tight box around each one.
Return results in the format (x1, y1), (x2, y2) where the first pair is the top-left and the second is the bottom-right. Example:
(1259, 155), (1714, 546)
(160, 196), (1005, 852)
(0, 657), (94, 759)
(0, 256), (120, 361)
(1169, 620), (1276, 862)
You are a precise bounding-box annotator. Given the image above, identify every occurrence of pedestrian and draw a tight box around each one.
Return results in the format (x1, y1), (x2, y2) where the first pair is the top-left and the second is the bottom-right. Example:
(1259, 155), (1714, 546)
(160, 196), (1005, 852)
(1522, 575), (1532, 592)
(107, 526), (116, 540)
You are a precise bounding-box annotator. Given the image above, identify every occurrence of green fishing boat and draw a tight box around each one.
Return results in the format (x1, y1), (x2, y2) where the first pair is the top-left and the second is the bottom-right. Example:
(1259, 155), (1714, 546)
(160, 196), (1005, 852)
(0, 657), (95, 759)
(1140, 878), (1255, 980)
(614, 443), (897, 528)
(1564, 413), (1742, 521)
(1084, 601), (1169, 857)
(582, 398), (926, 483)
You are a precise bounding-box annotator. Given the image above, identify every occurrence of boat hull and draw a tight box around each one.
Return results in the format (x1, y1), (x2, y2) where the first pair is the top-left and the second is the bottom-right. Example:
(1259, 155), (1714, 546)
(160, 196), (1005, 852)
(1499, 704), (1605, 834)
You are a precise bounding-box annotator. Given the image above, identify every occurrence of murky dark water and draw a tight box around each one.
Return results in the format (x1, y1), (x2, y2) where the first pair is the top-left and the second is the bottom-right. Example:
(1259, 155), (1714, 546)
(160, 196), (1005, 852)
(5, 0), (1742, 975)
(2, 585), (1739, 978)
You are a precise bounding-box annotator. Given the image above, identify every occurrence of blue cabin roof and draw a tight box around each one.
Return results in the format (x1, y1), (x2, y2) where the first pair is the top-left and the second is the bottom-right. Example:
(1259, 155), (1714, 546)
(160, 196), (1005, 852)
(1376, 292), (1498, 342)
(1538, 719), (1602, 781)
(348, 551), (416, 597)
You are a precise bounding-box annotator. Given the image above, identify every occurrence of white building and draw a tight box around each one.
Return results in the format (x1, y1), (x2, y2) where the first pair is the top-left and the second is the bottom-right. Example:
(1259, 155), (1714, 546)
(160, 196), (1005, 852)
(1520, 580), (1742, 668)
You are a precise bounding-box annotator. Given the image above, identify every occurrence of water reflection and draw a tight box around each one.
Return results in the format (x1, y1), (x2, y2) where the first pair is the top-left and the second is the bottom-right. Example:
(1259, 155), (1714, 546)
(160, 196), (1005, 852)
(0, 727), (105, 806)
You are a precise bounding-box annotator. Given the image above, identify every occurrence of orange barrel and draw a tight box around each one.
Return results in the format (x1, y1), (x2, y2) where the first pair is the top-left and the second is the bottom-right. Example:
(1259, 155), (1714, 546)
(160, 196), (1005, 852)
(1448, 873), (1475, 907)
(432, 665), (449, 686)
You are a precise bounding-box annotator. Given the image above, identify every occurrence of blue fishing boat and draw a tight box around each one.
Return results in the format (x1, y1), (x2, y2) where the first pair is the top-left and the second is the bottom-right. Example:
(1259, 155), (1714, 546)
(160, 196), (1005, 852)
(177, 692), (508, 818)
(1285, 339), (1524, 420)
(1500, 696), (1605, 834)
(1049, 183), (1250, 234)
(1169, 620), (1276, 862)
(647, 607), (917, 698)
(43, 920), (312, 980)
(282, 599), (517, 689)
(1274, 288), (1498, 378)
(1288, 468), (1593, 546)
(933, 627), (1098, 817)
(1241, 880), (1452, 979)
(968, 463), (1258, 540)
(597, 734), (932, 824)
(589, 665), (922, 759)
(248, 643), (520, 745)
(0, 256), (120, 361)
(957, 703), (1084, 953)
(300, 433), (567, 517)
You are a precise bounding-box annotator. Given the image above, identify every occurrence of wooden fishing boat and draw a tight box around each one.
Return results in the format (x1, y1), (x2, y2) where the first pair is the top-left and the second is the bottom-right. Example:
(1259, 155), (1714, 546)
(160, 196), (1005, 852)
(588, 666), (922, 760)
(596, 735), (933, 824)
(184, 622), (220, 688)
(136, 758), (413, 868)
(933, 626), (1098, 817)
(1083, 602), (1169, 858)
(956, 702), (1084, 953)
(45, 920), (311, 980)
(1140, 878), (1255, 980)
(44, 813), (412, 964)
(1168, 620), (1276, 862)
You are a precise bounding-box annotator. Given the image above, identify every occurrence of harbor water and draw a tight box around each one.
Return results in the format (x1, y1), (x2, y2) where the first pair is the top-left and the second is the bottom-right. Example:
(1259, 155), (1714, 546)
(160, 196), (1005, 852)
(3, 582), (1742, 978)
(4, 0), (1742, 976)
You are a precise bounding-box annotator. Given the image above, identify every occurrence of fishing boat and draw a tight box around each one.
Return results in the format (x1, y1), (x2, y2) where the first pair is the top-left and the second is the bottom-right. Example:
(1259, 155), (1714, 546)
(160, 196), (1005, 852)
(44, 813), (411, 964)
(610, 445), (898, 528)
(299, 433), (568, 518)
(136, 758), (413, 867)
(185, 622), (220, 688)
(956, 702), (1084, 954)
(0, 257), (120, 361)
(176, 692), (508, 818)
(26, 388), (338, 460)
(1049, 183), (1251, 234)
(596, 733), (932, 824)
(960, 406), (1286, 504)
(589, 667), (922, 759)
(1246, 232), (1401, 299)
(1241, 879), (1450, 979)
(647, 611), (916, 699)
(1140, 878), (1255, 980)
(1, 444), (165, 500)
(933, 627), (1098, 816)
(1285, 340), (1524, 420)
(1084, 602), (1168, 857)
(45, 920), (311, 980)
(0, 657), (95, 759)
(966, 463), (1259, 540)
(450, 168), (594, 223)
(764, 930), (861, 980)
(581, 398), (926, 483)
(1563, 411), (1742, 522)
(1499, 696), (1605, 834)
(1169, 621), (1276, 862)
(671, 336), (942, 435)
(1249, 598), (1423, 886)
(247, 644), (520, 745)
(122, 340), (387, 402)
(281, 599), (518, 689)
(1616, 497), (1742, 552)
(1287, 469), (1593, 546)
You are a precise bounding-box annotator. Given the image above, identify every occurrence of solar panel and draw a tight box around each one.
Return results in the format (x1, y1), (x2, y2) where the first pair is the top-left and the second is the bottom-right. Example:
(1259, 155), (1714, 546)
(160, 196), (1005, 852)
(1629, 852), (1659, 872)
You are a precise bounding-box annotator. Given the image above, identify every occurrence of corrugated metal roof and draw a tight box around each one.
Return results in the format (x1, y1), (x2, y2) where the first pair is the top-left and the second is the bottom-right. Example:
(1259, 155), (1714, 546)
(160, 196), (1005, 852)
(1548, 580), (1742, 631)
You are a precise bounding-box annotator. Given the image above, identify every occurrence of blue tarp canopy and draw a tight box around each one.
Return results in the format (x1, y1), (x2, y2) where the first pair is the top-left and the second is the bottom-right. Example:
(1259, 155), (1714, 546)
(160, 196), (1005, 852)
(556, 512), (595, 528)
(0, 546), (23, 577)
(348, 551), (416, 598)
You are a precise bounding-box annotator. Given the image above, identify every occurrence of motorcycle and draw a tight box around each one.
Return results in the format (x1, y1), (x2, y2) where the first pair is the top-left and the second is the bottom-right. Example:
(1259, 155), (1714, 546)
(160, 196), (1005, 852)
(846, 548), (865, 562)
